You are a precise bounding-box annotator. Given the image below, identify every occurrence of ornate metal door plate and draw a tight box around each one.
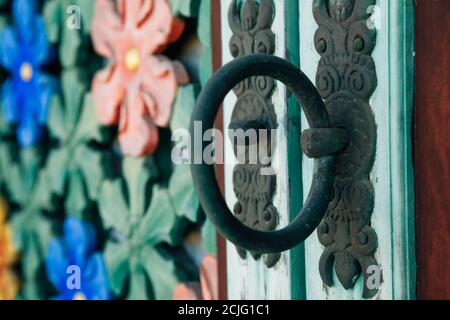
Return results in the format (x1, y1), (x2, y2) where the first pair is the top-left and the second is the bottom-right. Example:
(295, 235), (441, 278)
(228, 0), (280, 268)
(313, 0), (380, 298)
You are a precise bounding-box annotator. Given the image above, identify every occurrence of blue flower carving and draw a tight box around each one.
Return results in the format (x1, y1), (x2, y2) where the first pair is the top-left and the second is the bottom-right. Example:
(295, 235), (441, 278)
(45, 216), (110, 300)
(0, 0), (58, 147)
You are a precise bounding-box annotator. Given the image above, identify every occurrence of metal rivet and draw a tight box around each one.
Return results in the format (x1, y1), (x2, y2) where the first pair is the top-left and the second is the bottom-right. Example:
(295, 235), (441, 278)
(357, 232), (368, 245)
(234, 203), (242, 215)
(318, 39), (327, 53)
(319, 222), (329, 234)
(263, 210), (271, 221)
(354, 36), (365, 52)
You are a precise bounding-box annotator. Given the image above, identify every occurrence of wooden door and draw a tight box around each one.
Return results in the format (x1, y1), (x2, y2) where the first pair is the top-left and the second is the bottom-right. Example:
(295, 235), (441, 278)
(215, 0), (416, 300)
(415, 0), (450, 300)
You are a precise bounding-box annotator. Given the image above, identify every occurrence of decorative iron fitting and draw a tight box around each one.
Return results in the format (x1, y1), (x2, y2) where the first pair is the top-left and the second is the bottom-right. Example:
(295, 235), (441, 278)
(313, 0), (380, 298)
(228, 0), (280, 268)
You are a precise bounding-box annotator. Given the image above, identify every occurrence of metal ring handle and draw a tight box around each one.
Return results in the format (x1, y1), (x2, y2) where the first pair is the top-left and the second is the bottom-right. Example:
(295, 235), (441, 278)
(190, 54), (335, 254)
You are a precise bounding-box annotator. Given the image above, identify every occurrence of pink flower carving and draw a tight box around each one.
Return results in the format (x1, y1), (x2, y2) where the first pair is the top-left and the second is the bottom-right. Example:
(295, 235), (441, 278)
(92, 0), (188, 156)
(173, 255), (219, 300)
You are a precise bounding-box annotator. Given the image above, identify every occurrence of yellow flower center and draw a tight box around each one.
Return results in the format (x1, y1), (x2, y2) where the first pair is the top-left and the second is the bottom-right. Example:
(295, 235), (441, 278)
(20, 63), (33, 82)
(125, 48), (141, 72)
(73, 292), (87, 300)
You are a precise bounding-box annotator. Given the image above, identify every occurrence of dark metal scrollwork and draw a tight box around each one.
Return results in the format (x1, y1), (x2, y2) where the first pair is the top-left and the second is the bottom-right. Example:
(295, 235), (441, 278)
(228, 0), (279, 267)
(313, 0), (380, 298)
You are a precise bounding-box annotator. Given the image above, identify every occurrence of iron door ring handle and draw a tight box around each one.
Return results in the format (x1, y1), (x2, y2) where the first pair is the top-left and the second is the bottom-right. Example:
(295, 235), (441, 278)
(190, 54), (343, 254)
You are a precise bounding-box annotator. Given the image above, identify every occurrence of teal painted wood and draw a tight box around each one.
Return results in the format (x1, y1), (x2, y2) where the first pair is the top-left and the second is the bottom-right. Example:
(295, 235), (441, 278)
(386, 0), (415, 298)
(170, 0), (201, 17)
(299, 0), (415, 300)
(198, 0), (214, 88)
(284, 0), (305, 301)
(196, 0), (218, 257)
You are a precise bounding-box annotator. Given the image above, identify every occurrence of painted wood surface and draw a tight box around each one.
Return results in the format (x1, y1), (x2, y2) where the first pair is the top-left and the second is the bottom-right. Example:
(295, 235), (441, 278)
(300, 0), (415, 300)
(222, 0), (294, 299)
(414, 0), (450, 300)
(0, 0), (211, 300)
(222, 0), (415, 300)
(210, 0), (229, 300)
(284, 0), (304, 300)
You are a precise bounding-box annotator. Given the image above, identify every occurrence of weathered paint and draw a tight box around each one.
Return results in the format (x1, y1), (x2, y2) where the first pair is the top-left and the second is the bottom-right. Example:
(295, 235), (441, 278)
(223, 0), (293, 299)
(222, 0), (415, 300)
(300, 0), (415, 300)
(285, 0), (305, 301)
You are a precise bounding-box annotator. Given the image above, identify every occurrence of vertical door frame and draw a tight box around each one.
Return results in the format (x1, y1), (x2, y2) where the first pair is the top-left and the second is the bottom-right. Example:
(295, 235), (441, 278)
(414, 0), (450, 300)
(211, 0), (229, 300)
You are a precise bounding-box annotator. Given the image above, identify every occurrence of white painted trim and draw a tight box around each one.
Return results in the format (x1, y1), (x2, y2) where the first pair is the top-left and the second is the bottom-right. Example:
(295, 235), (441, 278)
(222, 0), (293, 299)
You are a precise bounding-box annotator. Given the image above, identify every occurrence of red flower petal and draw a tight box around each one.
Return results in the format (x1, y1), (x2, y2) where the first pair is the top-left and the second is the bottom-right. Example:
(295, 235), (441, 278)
(200, 255), (219, 301)
(172, 283), (203, 300)
(91, 0), (188, 157)
(137, 0), (180, 55)
(92, 65), (125, 125)
(92, 0), (122, 58)
(139, 55), (178, 127)
(118, 91), (159, 156)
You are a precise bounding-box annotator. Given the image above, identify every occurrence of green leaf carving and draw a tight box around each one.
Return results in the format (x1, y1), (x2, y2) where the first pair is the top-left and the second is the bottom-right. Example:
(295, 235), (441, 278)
(43, 0), (95, 68)
(10, 208), (55, 300)
(99, 158), (180, 300)
(169, 85), (203, 223)
(41, 70), (113, 215)
(169, 0), (201, 18)
(198, 0), (213, 86)
(3, 147), (47, 207)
